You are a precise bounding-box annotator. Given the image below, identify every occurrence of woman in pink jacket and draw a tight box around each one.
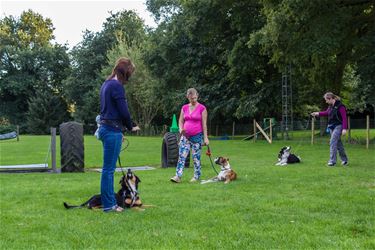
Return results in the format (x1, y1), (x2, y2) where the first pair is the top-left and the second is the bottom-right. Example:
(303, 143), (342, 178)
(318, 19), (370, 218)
(170, 88), (209, 183)
(311, 92), (348, 167)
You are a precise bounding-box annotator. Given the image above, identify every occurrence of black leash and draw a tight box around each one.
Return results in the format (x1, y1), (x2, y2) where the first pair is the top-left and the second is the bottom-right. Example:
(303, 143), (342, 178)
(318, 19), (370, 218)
(117, 135), (138, 207)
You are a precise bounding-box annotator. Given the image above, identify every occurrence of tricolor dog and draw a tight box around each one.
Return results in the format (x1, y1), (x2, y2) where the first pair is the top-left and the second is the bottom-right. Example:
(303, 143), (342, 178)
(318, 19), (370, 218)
(276, 146), (301, 166)
(63, 169), (142, 209)
(201, 156), (237, 184)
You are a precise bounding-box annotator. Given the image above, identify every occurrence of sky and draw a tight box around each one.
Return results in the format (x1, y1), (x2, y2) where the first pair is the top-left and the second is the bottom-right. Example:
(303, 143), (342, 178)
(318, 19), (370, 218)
(0, 0), (157, 49)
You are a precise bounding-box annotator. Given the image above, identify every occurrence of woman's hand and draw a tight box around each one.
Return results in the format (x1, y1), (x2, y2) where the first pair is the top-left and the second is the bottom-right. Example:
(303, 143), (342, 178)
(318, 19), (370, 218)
(131, 126), (140, 132)
(203, 137), (209, 146)
(342, 129), (347, 136)
(311, 112), (319, 117)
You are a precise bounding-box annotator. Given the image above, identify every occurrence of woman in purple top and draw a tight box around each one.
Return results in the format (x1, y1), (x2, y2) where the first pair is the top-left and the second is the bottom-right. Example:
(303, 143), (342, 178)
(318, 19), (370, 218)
(311, 92), (348, 167)
(98, 57), (140, 212)
(170, 88), (209, 183)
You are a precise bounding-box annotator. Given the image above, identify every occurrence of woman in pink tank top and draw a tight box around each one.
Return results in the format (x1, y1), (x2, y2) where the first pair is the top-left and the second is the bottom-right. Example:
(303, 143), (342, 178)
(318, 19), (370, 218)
(170, 88), (209, 183)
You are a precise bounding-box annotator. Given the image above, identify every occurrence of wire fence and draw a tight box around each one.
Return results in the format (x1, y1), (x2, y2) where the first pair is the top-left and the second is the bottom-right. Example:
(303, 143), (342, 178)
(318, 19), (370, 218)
(206, 117), (374, 146)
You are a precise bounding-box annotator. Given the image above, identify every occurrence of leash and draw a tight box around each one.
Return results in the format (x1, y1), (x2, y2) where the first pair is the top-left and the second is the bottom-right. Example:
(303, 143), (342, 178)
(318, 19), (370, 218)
(180, 131), (219, 175)
(291, 115), (313, 155)
(117, 134), (138, 207)
(205, 145), (219, 175)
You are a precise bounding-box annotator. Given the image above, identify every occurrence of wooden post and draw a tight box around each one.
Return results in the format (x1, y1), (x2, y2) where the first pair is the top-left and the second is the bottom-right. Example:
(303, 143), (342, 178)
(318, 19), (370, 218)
(347, 116), (351, 143)
(16, 125), (19, 141)
(311, 116), (315, 145)
(215, 124), (218, 136)
(269, 119), (272, 143)
(366, 115), (370, 149)
(51, 127), (57, 173)
(232, 121), (235, 139)
(253, 119), (256, 142)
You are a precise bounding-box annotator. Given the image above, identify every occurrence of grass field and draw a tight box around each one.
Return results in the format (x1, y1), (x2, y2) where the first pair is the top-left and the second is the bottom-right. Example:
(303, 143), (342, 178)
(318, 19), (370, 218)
(0, 135), (374, 249)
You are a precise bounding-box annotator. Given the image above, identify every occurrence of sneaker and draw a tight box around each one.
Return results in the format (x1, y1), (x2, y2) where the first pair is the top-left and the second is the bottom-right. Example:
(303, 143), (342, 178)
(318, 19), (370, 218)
(341, 161), (348, 166)
(327, 162), (336, 167)
(104, 205), (124, 213)
(170, 175), (181, 183)
(190, 177), (199, 183)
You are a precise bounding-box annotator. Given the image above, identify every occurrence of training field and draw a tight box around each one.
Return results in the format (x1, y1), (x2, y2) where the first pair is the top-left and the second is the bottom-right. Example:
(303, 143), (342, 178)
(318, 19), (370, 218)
(0, 136), (374, 249)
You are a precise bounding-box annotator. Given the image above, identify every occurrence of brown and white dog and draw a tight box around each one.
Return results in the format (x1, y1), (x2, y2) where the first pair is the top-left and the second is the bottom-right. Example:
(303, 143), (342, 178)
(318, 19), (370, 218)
(201, 156), (237, 184)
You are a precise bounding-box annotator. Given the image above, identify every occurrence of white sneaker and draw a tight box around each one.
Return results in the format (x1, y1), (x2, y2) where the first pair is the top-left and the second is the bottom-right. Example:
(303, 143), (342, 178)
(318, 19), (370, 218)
(170, 176), (181, 183)
(190, 177), (199, 183)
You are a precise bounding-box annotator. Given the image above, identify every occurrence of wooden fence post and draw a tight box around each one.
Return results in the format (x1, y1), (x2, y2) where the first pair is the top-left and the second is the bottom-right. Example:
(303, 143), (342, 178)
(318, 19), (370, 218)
(311, 116), (315, 145)
(253, 119), (256, 142)
(215, 125), (219, 136)
(232, 121), (235, 139)
(269, 119), (272, 143)
(347, 116), (351, 143)
(51, 127), (57, 173)
(366, 115), (370, 149)
(16, 125), (19, 141)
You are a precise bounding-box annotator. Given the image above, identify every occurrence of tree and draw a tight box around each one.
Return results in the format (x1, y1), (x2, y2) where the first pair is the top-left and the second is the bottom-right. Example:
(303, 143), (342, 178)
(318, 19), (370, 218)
(103, 38), (162, 134)
(63, 10), (146, 131)
(27, 89), (71, 134)
(145, 0), (279, 123)
(0, 10), (71, 131)
(250, 0), (375, 107)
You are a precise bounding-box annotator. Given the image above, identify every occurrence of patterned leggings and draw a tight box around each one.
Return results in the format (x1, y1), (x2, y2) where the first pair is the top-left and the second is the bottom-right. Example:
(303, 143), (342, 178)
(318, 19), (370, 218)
(176, 135), (202, 179)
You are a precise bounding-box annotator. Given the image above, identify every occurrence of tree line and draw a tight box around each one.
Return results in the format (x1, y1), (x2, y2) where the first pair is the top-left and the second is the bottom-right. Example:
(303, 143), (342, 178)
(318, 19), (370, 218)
(1, 0), (374, 134)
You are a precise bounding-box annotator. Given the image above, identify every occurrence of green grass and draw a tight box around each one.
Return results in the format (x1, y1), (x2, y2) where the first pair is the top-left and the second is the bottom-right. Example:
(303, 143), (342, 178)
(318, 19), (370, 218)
(0, 136), (374, 249)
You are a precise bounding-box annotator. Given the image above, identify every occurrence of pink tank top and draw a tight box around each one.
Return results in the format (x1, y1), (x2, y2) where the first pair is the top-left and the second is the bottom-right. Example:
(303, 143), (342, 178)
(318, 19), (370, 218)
(182, 103), (206, 137)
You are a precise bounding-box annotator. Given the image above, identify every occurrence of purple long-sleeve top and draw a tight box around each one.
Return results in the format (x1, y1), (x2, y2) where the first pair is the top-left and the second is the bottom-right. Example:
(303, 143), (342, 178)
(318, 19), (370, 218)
(319, 106), (348, 129)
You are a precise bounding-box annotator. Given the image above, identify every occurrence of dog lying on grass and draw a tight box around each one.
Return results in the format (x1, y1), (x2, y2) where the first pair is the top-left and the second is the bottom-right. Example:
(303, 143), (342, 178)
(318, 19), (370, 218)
(201, 156), (237, 184)
(275, 146), (301, 166)
(63, 169), (142, 210)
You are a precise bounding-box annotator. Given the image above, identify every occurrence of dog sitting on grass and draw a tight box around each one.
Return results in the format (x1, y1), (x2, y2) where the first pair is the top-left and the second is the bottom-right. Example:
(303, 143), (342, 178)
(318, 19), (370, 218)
(63, 169), (142, 210)
(201, 156), (237, 184)
(275, 146), (301, 166)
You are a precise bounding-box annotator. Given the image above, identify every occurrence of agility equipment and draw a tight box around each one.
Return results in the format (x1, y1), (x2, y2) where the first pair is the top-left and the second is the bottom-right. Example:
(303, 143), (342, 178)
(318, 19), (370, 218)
(169, 114), (179, 133)
(60, 122), (84, 172)
(161, 115), (190, 168)
(0, 131), (17, 140)
(243, 119), (276, 143)
(0, 128), (58, 173)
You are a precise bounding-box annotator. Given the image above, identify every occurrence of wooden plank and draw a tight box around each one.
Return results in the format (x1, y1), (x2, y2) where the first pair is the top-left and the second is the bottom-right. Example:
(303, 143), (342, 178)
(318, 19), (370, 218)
(0, 164), (48, 169)
(255, 122), (271, 143)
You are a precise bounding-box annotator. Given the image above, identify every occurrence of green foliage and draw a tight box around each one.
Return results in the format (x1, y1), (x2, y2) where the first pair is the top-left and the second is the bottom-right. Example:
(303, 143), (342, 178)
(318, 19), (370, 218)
(103, 38), (162, 132)
(251, 0), (375, 111)
(145, 0), (280, 122)
(63, 10), (147, 130)
(26, 89), (71, 134)
(0, 117), (16, 134)
(0, 10), (70, 131)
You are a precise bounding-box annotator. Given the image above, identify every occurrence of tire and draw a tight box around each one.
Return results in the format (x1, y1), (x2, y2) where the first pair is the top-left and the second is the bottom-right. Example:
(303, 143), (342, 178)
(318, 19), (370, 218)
(60, 122), (84, 172)
(161, 132), (190, 168)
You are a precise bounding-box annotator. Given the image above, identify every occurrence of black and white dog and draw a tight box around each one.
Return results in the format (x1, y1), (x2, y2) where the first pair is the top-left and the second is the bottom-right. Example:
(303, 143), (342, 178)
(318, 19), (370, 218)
(275, 146), (301, 166)
(63, 169), (142, 209)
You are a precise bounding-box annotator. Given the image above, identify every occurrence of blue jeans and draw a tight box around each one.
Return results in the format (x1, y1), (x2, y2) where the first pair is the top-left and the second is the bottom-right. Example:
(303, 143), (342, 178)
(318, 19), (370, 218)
(98, 125), (122, 211)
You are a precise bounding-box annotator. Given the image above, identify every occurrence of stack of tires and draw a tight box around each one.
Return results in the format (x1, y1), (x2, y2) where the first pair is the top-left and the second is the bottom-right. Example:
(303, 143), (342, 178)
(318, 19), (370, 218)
(161, 132), (189, 168)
